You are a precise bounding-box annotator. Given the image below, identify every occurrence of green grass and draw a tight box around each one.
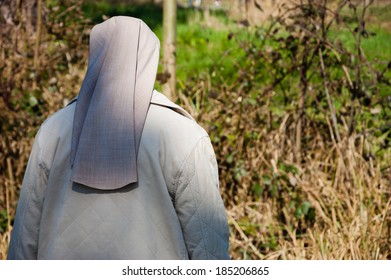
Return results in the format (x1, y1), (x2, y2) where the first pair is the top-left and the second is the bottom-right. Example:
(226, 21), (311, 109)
(329, 25), (391, 62)
(83, 1), (163, 29)
(175, 22), (244, 86)
(81, 1), (391, 96)
(82, 1), (246, 90)
(361, 27), (391, 61)
(329, 3), (391, 62)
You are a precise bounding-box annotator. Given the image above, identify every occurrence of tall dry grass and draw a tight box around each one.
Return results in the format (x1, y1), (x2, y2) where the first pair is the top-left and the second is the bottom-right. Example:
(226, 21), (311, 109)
(225, 130), (390, 259)
(182, 75), (390, 259)
(177, 0), (391, 259)
(0, 0), (89, 259)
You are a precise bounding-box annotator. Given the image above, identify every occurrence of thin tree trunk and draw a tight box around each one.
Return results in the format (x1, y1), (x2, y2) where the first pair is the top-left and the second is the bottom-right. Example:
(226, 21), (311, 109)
(162, 0), (177, 100)
(34, 0), (42, 72)
(246, 0), (255, 25)
(319, 48), (341, 143)
(296, 70), (307, 163)
(295, 92), (304, 163)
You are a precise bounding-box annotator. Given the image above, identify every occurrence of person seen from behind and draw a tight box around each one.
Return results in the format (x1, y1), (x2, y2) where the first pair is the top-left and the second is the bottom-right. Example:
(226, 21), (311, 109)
(7, 16), (230, 260)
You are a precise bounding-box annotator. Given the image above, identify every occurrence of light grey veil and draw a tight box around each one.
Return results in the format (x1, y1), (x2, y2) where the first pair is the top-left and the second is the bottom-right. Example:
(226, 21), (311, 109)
(70, 16), (160, 190)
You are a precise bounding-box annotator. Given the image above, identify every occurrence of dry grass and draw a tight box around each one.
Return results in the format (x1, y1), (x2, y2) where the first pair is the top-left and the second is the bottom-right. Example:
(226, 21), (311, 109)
(224, 134), (390, 259)
(178, 63), (390, 259)
(0, 0), (89, 260)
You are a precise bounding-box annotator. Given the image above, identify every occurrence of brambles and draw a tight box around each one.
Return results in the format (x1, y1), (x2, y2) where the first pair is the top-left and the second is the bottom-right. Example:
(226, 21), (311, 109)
(179, 0), (390, 259)
(0, 0), (89, 259)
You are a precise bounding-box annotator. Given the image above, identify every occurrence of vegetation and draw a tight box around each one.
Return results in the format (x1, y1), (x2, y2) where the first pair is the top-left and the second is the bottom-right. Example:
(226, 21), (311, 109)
(0, 0), (390, 259)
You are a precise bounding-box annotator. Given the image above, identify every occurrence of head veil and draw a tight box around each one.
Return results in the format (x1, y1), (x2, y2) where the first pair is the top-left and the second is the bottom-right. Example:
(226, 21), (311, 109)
(70, 16), (160, 190)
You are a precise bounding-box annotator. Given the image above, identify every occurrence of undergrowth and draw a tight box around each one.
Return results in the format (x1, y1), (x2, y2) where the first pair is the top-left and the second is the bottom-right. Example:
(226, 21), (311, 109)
(0, 0), (390, 259)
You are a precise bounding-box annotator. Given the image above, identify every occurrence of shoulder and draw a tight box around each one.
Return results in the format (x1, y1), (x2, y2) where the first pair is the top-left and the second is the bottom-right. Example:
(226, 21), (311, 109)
(34, 102), (75, 164)
(150, 90), (195, 120)
(37, 101), (75, 141)
(145, 91), (208, 146)
(25, 101), (76, 172)
(140, 91), (213, 190)
(141, 90), (211, 166)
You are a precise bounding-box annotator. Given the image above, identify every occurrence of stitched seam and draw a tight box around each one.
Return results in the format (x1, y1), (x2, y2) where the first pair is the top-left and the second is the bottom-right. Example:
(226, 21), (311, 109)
(172, 135), (209, 203)
(173, 137), (214, 259)
(16, 140), (45, 259)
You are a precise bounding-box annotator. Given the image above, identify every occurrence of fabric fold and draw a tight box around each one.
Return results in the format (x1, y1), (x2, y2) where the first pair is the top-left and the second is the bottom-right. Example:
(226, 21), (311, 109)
(70, 16), (160, 190)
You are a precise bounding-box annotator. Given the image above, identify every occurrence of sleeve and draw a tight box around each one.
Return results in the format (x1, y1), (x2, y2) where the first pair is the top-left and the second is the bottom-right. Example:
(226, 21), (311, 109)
(7, 132), (48, 260)
(173, 136), (230, 260)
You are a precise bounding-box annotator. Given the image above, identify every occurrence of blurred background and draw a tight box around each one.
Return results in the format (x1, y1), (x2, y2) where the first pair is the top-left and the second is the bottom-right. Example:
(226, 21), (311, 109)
(0, 0), (390, 259)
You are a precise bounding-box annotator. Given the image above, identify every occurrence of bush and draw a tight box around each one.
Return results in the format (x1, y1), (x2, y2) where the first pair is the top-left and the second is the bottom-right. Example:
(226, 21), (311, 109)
(0, 0), (90, 259)
(178, 0), (391, 259)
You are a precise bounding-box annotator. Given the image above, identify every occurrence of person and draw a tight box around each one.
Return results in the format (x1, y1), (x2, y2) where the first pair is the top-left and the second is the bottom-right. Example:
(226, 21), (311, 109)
(7, 16), (230, 260)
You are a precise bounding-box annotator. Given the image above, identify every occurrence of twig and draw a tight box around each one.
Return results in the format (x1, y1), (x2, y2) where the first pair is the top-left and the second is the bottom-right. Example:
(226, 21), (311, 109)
(226, 211), (265, 259)
(33, 0), (42, 76)
(56, 2), (81, 19)
(375, 196), (391, 259)
(6, 158), (14, 232)
(318, 48), (341, 143)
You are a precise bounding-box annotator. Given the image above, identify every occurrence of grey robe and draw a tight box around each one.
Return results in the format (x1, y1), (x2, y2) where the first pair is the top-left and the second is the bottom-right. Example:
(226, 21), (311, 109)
(7, 91), (230, 260)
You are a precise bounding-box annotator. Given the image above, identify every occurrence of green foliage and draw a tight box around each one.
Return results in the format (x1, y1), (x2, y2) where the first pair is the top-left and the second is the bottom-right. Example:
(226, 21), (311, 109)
(83, 0), (163, 29)
(0, 210), (8, 233)
(175, 0), (390, 259)
(176, 23), (238, 84)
